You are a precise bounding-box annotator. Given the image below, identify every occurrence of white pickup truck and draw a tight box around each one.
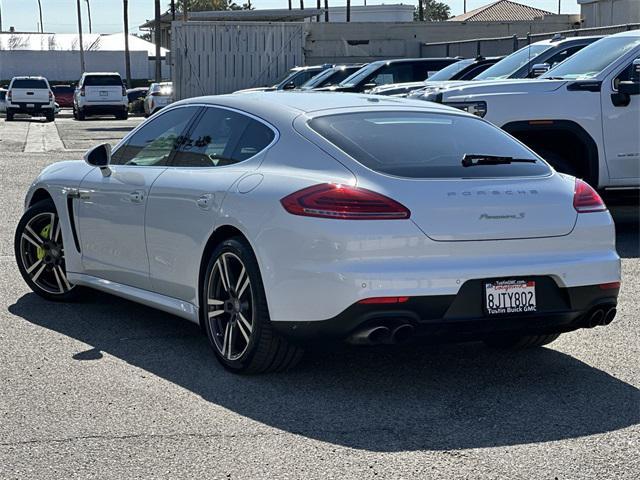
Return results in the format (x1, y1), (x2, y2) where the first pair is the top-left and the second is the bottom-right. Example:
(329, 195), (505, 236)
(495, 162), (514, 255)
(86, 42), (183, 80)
(5, 76), (56, 122)
(424, 30), (640, 190)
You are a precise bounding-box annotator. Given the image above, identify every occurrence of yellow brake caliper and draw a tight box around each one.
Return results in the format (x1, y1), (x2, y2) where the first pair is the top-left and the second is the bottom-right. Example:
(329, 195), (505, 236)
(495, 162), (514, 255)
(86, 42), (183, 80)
(36, 224), (51, 260)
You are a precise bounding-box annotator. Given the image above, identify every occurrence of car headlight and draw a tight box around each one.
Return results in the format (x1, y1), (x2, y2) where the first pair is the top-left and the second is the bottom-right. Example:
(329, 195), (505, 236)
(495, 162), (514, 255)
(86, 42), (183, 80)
(442, 101), (487, 117)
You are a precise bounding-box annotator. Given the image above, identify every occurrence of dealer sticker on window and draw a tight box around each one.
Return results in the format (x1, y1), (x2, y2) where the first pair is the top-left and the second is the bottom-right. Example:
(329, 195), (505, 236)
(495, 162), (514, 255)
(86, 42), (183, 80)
(485, 279), (536, 315)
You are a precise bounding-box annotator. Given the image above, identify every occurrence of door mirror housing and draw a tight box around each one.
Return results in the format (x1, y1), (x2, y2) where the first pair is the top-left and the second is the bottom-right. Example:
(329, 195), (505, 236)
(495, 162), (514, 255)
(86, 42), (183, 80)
(530, 63), (551, 78)
(84, 143), (112, 176)
(618, 81), (640, 95)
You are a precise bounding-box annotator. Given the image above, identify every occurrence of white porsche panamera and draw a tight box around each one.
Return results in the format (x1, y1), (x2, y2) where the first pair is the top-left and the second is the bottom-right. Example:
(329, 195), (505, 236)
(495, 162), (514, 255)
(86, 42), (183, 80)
(15, 92), (621, 373)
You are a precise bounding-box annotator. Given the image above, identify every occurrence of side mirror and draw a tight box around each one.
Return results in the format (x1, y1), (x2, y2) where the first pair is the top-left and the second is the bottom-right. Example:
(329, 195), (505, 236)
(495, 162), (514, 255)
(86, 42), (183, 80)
(530, 63), (551, 78)
(282, 82), (296, 90)
(84, 143), (112, 176)
(618, 81), (640, 95)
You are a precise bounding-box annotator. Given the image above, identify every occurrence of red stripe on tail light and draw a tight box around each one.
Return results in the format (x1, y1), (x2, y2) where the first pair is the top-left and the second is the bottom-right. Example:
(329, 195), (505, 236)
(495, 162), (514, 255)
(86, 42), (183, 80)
(599, 282), (621, 290)
(358, 297), (409, 305)
(280, 183), (410, 220)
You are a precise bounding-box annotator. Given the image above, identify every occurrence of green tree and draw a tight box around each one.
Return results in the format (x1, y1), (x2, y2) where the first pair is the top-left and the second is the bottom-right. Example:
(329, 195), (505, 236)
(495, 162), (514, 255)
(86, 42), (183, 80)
(415, 0), (451, 21)
(176, 0), (251, 11)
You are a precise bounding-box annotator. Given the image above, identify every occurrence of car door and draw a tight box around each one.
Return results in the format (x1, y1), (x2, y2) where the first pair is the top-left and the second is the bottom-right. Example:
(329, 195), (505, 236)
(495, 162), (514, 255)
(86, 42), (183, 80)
(76, 105), (200, 289)
(601, 58), (640, 180)
(145, 106), (277, 304)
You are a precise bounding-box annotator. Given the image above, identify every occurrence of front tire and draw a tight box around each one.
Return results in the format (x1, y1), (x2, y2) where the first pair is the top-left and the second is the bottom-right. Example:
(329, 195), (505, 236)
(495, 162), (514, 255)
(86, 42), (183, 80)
(484, 333), (561, 350)
(202, 237), (303, 374)
(14, 199), (80, 302)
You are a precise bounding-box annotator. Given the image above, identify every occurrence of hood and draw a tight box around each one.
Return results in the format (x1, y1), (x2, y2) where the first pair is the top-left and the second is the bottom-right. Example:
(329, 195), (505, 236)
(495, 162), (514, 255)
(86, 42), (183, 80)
(234, 86), (276, 93)
(440, 79), (567, 100)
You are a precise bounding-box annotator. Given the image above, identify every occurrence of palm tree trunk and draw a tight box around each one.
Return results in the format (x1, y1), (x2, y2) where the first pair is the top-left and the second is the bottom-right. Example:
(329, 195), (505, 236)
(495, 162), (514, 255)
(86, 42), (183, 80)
(300, 1), (304, 10)
(37, 0), (43, 32)
(324, 0), (329, 22)
(124, 0), (131, 88)
(346, 0), (350, 22)
(76, 0), (85, 73)
(419, 0), (424, 21)
(85, 0), (93, 33)
(155, 0), (162, 82)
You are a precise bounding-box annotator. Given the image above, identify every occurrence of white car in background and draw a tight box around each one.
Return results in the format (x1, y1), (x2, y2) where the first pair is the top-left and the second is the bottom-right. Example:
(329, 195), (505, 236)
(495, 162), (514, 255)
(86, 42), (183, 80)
(5, 76), (56, 122)
(73, 72), (129, 120)
(144, 82), (173, 116)
(422, 30), (640, 189)
(15, 93), (620, 374)
(0, 88), (7, 113)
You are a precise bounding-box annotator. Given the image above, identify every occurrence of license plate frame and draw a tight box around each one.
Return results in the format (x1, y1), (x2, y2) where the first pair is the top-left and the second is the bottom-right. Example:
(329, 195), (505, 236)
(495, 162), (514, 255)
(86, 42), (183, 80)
(484, 279), (537, 316)
(26, 103), (35, 108)
(99, 91), (108, 97)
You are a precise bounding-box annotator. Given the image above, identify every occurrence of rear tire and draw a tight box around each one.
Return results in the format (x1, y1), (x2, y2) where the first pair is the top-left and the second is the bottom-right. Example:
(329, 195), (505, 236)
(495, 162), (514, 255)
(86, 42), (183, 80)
(76, 108), (85, 121)
(14, 199), (81, 302)
(6, 111), (14, 121)
(484, 333), (561, 350)
(45, 111), (55, 122)
(116, 110), (128, 120)
(202, 237), (303, 374)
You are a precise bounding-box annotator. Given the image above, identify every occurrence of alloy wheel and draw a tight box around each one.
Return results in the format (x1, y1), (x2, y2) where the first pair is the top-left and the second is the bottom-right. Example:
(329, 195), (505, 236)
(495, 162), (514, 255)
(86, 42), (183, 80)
(206, 252), (254, 361)
(19, 212), (73, 295)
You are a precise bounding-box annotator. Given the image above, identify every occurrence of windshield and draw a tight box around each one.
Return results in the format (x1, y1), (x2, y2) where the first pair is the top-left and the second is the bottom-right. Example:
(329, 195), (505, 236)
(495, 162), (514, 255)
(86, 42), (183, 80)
(474, 44), (551, 80)
(310, 112), (549, 179)
(427, 59), (473, 81)
(302, 67), (358, 89)
(339, 62), (383, 87)
(541, 36), (640, 80)
(301, 68), (335, 88)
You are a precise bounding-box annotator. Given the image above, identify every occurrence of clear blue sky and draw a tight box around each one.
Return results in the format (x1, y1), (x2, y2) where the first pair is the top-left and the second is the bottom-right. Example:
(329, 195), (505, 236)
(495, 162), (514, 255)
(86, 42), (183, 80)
(0, 1), (581, 34)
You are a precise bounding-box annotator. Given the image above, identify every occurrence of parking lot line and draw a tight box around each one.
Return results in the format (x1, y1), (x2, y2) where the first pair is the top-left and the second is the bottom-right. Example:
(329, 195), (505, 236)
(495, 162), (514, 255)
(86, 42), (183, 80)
(24, 121), (65, 153)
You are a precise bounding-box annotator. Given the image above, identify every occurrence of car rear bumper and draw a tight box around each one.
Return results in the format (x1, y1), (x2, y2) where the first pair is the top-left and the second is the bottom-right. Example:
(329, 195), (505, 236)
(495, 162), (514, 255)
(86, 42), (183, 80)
(79, 104), (127, 115)
(7, 103), (54, 114)
(272, 282), (620, 343)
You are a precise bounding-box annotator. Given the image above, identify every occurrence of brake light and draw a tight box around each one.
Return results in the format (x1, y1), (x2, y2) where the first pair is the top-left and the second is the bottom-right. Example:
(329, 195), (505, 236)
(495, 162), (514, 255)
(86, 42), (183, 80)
(573, 179), (606, 213)
(359, 297), (409, 304)
(280, 183), (410, 220)
(7, 91), (11, 101)
(80, 87), (85, 97)
(49, 90), (53, 101)
(599, 282), (620, 290)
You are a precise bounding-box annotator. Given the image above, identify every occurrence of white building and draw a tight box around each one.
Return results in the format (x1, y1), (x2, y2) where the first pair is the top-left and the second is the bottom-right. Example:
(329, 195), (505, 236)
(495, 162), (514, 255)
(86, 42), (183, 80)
(317, 4), (416, 23)
(578, 0), (640, 27)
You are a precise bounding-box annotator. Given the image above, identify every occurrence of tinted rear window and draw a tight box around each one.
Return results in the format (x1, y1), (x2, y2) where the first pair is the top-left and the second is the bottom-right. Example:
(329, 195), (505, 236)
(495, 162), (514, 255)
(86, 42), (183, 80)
(52, 85), (74, 93)
(12, 79), (47, 89)
(309, 112), (551, 179)
(84, 75), (123, 86)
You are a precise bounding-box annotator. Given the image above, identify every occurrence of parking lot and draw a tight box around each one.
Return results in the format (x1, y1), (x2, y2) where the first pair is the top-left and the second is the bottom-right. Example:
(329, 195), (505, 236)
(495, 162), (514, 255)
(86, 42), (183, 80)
(0, 116), (638, 478)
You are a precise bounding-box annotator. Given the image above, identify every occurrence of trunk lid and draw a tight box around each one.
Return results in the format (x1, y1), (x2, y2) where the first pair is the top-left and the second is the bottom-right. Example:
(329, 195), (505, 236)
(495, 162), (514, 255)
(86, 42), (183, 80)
(85, 85), (123, 103)
(370, 174), (578, 241)
(11, 87), (49, 103)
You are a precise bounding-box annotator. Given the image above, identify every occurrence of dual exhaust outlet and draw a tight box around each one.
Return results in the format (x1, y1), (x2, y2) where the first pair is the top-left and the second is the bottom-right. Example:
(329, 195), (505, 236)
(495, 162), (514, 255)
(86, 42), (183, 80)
(347, 323), (414, 346)
(584, 305), (617, 328)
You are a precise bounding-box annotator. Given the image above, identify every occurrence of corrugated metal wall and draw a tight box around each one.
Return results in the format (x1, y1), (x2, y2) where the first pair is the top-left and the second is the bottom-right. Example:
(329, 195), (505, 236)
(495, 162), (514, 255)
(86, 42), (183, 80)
(172, 21), (304, 100)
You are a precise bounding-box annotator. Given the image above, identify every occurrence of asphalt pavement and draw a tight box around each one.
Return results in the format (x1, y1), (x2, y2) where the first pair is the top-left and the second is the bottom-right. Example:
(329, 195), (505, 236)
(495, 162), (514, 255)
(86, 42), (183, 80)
(0, 114), (638, 479)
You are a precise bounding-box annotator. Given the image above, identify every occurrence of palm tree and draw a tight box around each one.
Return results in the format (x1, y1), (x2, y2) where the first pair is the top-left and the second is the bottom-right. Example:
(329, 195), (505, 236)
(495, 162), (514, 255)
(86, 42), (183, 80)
(37, 0), (43, 32)
(76, 0), (86, 73)
(85, 0), (93, 33)
(324, 0), (329, 22)
(124, 0), (131, 88)
(154, 0), (161, 82)
(346, 0), (350, 22)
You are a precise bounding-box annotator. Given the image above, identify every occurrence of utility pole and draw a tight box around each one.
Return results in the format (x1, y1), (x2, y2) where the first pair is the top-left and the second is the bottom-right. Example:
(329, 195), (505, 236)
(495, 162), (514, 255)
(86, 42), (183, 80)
(155, 0), (161, 82)
(288, 1), (292, 10)
(37, 0), (43, 32)
(558, 0), (561, 15)
(85, 0), (92, 33)
(171, 0), (176, 20)
(124, 0), (131, 88)
(419, 0), (424, 21)
(346, 0), (350, 22)
(76, 0), (85, 74)
(316, 0), (320, 22)
(300, 1), (304, 10)
(324, 0), (329, 22)
(464, 0), (467, 14)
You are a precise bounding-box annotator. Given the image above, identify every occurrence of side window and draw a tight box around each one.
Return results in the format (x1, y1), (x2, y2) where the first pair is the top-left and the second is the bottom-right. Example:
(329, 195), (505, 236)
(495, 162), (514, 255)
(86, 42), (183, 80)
(172, 107), (275, 167)
(372, 65), (413, 85)
(293, 71), (315, 87)
(546, 46), (583, 68)
(111, 106), (197, 166)
(613, 61), (639, 90)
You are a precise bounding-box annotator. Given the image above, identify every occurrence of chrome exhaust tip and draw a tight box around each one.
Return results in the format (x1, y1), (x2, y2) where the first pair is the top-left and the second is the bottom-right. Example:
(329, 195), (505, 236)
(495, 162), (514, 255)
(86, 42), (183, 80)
(603, 307), (617, 325)
(347, 326), (391, 345)
(391, 324), (414, 344)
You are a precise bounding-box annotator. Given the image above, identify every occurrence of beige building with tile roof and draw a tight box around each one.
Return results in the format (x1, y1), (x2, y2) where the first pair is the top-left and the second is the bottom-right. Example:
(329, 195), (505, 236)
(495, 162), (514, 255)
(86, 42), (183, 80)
(448, 0), (555, 22)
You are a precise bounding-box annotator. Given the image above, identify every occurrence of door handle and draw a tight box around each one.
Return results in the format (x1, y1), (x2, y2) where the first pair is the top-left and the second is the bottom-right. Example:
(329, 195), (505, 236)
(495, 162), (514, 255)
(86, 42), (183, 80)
(129, 191), (144, 203)
(197, 193), (213, 209)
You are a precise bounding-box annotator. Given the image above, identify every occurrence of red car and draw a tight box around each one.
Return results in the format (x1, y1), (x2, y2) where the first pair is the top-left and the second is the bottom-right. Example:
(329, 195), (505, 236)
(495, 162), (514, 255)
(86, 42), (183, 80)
(51, 85), (74, 108)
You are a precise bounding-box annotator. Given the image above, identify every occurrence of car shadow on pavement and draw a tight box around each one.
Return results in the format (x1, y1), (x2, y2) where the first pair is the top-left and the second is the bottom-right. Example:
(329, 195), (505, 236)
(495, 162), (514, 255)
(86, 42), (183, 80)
(610, 204), (639, 259)
(9, 291), (639, 453)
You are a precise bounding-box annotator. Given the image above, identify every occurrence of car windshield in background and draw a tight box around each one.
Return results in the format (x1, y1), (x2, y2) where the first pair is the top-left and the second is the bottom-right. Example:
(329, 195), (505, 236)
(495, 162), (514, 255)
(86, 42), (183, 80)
(301, 68), (335, 88)
(427, 59), (474, 81)
(339, 62), (382, 87)
(541, 36), (640, 80)
(474, 44), (551, 80)
(84, 75), (123, 86)
(310, 112), (549, 179)
(302, 67), (357, 89)
(12, 79), (48, 89)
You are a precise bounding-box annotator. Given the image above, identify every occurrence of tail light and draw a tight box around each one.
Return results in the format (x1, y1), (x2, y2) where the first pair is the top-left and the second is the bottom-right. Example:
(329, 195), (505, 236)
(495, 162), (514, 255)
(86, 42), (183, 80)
(7, 91), (11, 101)
(599, 282), (620, 290)
(80, 87), (85, 96)
(359, 296), (409, 304)
(280, 183), (410, 220)
(49, 91), (53, 101)
(573, 179), (606, 213)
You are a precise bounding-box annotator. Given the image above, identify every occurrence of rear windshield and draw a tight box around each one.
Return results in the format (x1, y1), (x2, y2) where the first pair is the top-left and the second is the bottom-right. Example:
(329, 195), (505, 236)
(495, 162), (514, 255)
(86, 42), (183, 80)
(474, 44), (551, 80)
(12, 79), (48, 89)
(309, 112), (551, 179)
(84, 75), (123, 86)
(427, 59), (474, 81)
(51, 85), (74, 93)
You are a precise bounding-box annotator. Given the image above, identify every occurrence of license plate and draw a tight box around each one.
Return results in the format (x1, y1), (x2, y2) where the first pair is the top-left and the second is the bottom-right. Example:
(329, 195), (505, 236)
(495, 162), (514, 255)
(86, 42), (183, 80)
(485, 279), (536, 315)
(27, 103), (34, 108)
(100, 91), (108, 96)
